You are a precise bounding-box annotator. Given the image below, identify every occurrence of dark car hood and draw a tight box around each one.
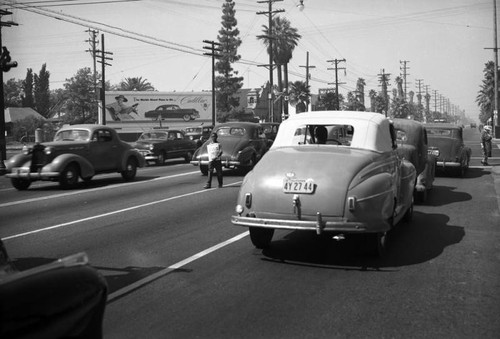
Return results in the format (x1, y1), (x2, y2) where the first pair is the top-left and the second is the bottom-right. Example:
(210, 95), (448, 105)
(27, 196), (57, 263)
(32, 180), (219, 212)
(240, 146), (382, 218)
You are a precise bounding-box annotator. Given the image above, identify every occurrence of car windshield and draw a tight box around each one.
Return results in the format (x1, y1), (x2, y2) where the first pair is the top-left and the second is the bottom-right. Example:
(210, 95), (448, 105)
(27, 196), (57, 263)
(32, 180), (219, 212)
(139, 132), (168, 140)
(291, 124), (354, 146)
(54, 129), (90, 141)
(216, 127), (246, 137)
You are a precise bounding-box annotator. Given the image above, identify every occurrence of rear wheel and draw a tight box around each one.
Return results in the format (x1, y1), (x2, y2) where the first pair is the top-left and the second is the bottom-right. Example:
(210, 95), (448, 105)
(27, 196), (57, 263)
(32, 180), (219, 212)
(373, 232), (388, 257)
(249, 227), (274, 249)
(403, 198), (414, 223)
(183, 114), (191, 122)
(11, 178), (31, 190)
(184, 151), (193, 163)
(59, 163), (79, 189)
(121, 158), (138, 181)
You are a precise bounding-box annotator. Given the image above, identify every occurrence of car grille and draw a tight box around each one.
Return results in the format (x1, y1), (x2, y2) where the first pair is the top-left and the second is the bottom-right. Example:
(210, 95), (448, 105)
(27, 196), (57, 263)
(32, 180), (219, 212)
(29, 144), (47, 172)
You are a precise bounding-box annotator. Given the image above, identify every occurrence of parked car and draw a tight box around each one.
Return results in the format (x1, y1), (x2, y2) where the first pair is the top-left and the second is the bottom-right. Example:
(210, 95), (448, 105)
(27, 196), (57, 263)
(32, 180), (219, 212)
(231, 111), (416, 256)
(132, 129), (197, 165)
(184, 124), (214, 148)
(0, 245), (108, 339)
(426, 123), (471, 177)
(260, 122), (280, 141)
(190, 122), (269, 175)
(144, 104), (200, 122)
(5, 125), (145, 190)
(393, 119), (436, 203)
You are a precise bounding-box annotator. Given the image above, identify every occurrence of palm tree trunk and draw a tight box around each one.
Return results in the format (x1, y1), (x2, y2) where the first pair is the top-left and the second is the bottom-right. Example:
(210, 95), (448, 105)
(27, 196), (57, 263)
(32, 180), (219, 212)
(277, 64), (283, 122)
(284, 63), (289, 117)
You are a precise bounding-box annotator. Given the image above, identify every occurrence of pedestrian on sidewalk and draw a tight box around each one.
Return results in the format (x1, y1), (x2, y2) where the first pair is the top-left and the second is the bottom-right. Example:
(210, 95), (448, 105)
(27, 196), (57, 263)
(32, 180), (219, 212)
(204, 132), (223, 189)
(481, 125), (492, 165)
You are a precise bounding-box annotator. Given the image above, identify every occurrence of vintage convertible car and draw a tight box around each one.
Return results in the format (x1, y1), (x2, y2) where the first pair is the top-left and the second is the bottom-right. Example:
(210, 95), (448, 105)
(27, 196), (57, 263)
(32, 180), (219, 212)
(144, 104), (200, 122)
(190, 122), (269, 175)
(5, 125), (145, 190)
(393, 119), (436, 203)
(426, 123), (471, 177)
(231, 111), (416, 255)
(132, 129), (197, 165)
(0, 246), (108, 339)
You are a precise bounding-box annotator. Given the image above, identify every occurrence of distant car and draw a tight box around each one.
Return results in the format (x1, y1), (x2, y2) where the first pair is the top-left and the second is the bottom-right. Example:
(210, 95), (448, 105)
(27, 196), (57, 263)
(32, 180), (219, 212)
(5, 125), (145, 190)
(190, 122), (269, 175)
(393, 119), (436, 203)
(144, 104), (200, 122)
(426, 123), (471, 177)
(231, 111), (416, 256)
(132, 129), (197, 165)
(470, 123), (477, 129)
(184, 125), (214, 148)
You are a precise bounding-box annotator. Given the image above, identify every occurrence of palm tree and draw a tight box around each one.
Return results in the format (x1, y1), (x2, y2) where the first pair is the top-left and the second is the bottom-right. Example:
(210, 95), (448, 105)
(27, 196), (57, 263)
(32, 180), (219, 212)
(288, 80), (310, 113)
(119, 77), (155, 91)
(257, 16), (301, 120)
(476, 61), (496, 124)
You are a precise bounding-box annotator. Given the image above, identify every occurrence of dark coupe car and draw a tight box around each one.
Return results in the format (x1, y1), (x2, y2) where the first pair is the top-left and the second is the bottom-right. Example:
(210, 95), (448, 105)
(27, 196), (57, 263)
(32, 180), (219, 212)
(5, 125), (145, 190)
(426, 123), (471, 177)
(144, 104), (200, 122)
(393, 118), (436, 203)
(190, 122), (269, 175)
(132, 129), (197, 165)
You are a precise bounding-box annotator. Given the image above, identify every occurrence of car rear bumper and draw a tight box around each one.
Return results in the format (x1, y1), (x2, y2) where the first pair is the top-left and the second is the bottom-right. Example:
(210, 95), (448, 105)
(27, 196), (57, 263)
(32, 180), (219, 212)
(436, 161), (461, 168)
(231, 214), (384, 235)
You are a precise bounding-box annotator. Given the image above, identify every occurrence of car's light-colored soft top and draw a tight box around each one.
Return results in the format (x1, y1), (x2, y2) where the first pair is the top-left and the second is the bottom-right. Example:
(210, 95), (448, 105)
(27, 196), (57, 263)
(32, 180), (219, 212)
(272, 111), (394, 153)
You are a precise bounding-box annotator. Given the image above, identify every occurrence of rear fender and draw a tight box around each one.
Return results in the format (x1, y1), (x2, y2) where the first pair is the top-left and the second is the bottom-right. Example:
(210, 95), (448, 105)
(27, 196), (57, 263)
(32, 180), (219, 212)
(120, 150), (145, 170)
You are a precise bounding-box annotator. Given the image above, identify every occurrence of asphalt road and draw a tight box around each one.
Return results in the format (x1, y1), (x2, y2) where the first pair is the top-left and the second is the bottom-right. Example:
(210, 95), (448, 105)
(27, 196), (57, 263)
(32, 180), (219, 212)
(1, 126), (499, 338)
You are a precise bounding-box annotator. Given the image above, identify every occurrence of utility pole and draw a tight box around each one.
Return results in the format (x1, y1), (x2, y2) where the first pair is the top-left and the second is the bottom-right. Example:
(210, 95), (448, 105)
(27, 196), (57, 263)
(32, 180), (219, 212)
(400, 60), (410, 100)
(95, 34), (112, 125)
(299, 51), (315, 111)
(86, 29), (99, 122)
(0, 9), (17, 174)
(432, 90), (439, 116)
(257, 0), (284, 122)
(327, 58), (346, 110)
(203, 40), (222, 127)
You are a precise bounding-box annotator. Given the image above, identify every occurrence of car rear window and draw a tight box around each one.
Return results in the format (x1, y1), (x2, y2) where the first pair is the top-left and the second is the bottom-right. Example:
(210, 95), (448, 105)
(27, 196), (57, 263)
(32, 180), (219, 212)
(291, 124), (353, 146)
(427, 129), (453, 137)
(217, 127), (246, 137)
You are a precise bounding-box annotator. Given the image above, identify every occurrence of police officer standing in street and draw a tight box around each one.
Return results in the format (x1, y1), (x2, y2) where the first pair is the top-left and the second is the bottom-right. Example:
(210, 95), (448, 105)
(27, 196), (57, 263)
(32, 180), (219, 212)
(204, 132), (223, 189)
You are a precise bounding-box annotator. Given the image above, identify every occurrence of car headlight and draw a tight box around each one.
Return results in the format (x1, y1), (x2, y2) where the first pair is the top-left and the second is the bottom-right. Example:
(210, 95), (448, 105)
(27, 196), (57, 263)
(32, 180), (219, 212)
(44, 146), (53, 155)
(22, 145), (30, 155)
(148, 144), (154, 151)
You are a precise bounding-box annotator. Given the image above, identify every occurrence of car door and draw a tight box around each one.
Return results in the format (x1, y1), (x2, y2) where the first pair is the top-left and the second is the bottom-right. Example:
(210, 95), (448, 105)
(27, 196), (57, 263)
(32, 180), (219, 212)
(89, 129), (120, 171)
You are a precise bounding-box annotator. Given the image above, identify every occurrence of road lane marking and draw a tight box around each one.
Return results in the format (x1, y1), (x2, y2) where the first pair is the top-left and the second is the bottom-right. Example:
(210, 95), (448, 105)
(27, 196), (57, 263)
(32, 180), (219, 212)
(1, 181), (242, 241)
(0, 171), (201, 208)
(106, 231), (249, 303)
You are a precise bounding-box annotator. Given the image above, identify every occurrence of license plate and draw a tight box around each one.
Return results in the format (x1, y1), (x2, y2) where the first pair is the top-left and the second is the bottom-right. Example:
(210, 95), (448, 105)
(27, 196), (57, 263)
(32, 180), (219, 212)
(283, 178), (315, 194)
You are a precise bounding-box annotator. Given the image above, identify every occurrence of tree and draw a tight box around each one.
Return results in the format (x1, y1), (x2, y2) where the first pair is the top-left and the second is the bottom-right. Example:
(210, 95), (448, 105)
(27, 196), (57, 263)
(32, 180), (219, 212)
(476, 61), (497, 124)
(288, 80), (310, 113)
(317, 90), (344, 111)
(215, 0), (244, 116)
(22, 68), (34, 108)
(34, 63), (51, 118)
(257, 16), (301, 120)
(118, 77), (155, 91)
(3, 78), (23, 107)
(63, 67), (97, 124)
(368, 89), (387, 114)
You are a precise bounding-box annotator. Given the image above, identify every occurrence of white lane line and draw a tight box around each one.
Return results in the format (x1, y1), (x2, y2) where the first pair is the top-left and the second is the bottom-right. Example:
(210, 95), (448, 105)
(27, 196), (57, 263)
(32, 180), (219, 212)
(106, 231), (249, 303)
(0, 171), (200, 208)
(1, 181), (242, 241)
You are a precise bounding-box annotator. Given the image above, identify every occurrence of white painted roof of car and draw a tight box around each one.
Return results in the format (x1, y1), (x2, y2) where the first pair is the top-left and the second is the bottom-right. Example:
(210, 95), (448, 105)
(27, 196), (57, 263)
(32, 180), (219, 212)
(272, 111), (394, 152)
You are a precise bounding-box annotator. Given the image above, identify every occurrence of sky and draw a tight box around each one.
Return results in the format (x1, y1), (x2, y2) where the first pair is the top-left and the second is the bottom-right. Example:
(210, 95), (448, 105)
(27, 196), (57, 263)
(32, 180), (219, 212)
(1, 0), (496, 122)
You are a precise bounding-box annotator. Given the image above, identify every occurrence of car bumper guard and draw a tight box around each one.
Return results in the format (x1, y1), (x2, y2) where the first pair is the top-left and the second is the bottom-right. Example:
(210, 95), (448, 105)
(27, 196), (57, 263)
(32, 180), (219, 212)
(231, 213), (374, 235)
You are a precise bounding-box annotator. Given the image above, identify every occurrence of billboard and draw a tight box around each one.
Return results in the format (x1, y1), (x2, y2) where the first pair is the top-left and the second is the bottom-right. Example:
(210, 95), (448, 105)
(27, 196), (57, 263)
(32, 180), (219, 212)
(105, 91), (212, 123)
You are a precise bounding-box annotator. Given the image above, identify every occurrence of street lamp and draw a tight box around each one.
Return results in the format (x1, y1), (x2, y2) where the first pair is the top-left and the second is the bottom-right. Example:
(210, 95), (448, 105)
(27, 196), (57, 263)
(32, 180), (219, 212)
(297, 0), (305, 11)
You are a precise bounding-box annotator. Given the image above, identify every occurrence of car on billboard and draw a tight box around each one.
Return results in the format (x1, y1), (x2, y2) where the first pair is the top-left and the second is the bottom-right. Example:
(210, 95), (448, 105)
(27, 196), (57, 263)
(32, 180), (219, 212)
(144, 104), (200, 122)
